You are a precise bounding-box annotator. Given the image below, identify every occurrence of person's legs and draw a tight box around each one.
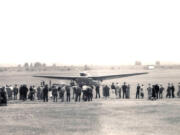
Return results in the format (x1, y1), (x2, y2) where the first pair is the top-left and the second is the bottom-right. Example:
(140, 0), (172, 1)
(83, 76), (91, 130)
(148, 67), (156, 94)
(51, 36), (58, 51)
(53, 95), (55, 102)
(67, 94), (70, 102)
(98, 92), (100, 98)
(119, 91), (121, 98)
(46, 95), (48, 102)
(172, 90), (175, 98)
(75, 94), (78, 102)
(78, 94), (81, 102)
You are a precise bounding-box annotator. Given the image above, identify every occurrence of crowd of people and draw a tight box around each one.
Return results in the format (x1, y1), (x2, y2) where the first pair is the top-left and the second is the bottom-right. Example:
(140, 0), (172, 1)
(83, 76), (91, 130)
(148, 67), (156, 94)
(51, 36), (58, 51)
(137, 83), (177, 100)
(1, 81), (180, 106)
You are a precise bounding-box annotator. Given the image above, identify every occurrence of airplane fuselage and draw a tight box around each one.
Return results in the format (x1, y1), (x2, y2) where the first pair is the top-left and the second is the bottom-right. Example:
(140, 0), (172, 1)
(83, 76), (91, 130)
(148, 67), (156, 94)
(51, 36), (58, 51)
(75, 77), (98, 86)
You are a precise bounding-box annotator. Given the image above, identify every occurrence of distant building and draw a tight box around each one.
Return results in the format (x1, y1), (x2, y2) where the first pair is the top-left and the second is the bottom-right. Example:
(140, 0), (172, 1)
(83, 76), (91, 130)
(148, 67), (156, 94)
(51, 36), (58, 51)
(135, 61), (142, 66)
(144, 65), (155, 70)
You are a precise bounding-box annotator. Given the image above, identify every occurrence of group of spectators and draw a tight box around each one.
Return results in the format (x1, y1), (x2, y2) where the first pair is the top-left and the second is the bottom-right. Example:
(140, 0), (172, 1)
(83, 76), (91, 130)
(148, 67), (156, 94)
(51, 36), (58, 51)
(103, 82), (131, 99)
(137, 83), (178, 100)
(1, 82), (180, 106)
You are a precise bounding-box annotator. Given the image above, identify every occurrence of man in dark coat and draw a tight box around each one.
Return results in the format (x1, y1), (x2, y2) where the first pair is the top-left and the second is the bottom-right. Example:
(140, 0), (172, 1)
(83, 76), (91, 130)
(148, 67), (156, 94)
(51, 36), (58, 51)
(171, 83), (175, 98)
(166, 83), (171, 98)
(122, 82), (127, 99)
(29, 86), (35, 101)
(75, 86), (82, 102)
(154, 84), (160, 99)
(87, 86), (93, 101)
(43, 85), (49, 102)
(13, 85), (18, 100)
(0, 87), (7, 106)
(22, 85), (28, 101)
(52, 86), (58, 102)
(66, 85), (71, 102)
(19, 85), (22, 100)
(95, 85), (100, 98)
(152, 85), (156, 100)
(104, 85), (110, 98)
(136, 84), (140, 99)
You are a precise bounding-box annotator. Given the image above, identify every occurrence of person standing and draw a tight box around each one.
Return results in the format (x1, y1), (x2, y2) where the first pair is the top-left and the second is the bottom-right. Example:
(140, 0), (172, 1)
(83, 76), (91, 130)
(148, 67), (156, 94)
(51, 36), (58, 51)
(60, 86), (65, 102)
(19, 85), (23, 100)
(37, 86), (42, 100)
(95, 85), (100, 98)
(122, 82), (127, 99)
(166, 83), (171, 98)
(115, 83), (121, 99)
(73, 86), (77, 101)
(66, 85), (71, 102)
(154, 84), (160, 99)
(72, 86), (76, 99)
(177, 83), (180, 98)
(87, 86), (93, 101)
(106, 85), (110, 98)
(6, 85), (12, 100)
(82, 85), (88, 101)
(103, 85), (106, 98)
(58, 86), (62, 99)
(159, 84), (164, 99)
(13, 85), (18, 100)
(104, 85), (110, 98)
(75, 86), (82, 102)
(152, 85), (156, 100)
(22, 85), (28, 101)
(0, 87), (7, 106)
(136, 84), (140, 99)
(126, 84), (130, 99)
(43, 85), (49, 102)
(111, 82), (116, 96)
(140, 85), (144, 99)
(147, 84), (152, 100)
(52, 86), (58, 102)
(29, 86), (35, 101)
(118, 85), (122, 99)
(171, 83), (175, 98)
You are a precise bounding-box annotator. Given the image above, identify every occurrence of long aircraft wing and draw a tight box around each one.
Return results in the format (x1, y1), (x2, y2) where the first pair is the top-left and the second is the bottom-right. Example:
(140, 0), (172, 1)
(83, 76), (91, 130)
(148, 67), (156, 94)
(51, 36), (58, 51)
(33, 72), (148, 81)
(33, 75), (79, 80)
(90, 72), (148, 81)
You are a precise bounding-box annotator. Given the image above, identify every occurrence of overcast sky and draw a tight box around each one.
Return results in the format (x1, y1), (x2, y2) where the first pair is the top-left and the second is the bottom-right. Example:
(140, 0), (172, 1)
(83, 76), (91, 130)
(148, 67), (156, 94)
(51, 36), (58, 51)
(0, 0), (180, 66)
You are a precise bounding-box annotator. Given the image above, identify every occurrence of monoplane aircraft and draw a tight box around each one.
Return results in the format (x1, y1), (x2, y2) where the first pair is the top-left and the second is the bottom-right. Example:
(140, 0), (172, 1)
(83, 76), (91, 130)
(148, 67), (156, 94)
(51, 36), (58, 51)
(33, 71), (148, 86)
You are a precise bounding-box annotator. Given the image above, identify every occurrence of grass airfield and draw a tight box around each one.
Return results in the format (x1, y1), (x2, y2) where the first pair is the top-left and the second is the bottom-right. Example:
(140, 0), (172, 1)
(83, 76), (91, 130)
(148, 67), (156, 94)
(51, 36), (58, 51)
(1, 98), (180, 135)
(1, 69), (180, 135)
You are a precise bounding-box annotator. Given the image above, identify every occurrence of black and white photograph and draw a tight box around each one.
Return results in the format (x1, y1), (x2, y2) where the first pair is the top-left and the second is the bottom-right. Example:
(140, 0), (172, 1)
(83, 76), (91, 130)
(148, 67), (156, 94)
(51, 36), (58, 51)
(0, 0), (180, 135)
